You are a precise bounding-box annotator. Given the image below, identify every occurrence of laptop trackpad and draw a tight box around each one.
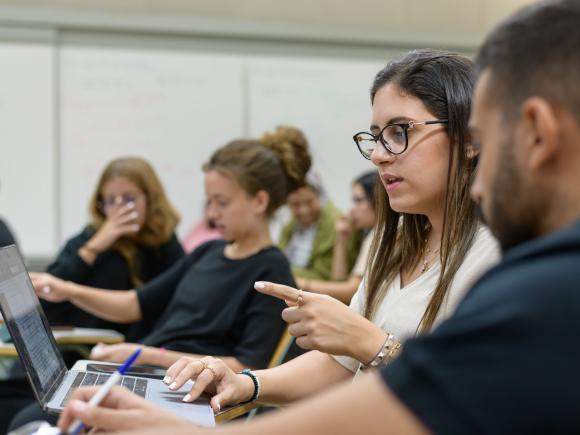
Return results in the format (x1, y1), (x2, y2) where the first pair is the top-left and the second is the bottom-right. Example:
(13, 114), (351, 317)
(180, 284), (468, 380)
(146, 379), (215, 427)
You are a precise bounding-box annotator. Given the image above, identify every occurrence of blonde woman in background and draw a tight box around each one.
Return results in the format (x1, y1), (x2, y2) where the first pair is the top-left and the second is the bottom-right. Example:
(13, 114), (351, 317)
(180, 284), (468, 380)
(42, 156), (184, 338)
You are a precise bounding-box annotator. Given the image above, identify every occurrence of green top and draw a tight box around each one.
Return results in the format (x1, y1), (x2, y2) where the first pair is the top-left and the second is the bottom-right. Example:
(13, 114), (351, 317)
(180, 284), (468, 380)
(279, 202), (362, 280)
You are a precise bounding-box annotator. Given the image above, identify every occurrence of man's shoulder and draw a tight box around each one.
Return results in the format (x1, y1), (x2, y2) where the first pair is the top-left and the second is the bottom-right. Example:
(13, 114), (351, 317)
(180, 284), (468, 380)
(462, 225), (580, 316)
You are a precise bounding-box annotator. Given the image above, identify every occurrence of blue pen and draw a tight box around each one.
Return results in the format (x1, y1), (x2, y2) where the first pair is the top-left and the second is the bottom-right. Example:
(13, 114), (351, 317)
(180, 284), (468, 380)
(67, 348), (143, 435)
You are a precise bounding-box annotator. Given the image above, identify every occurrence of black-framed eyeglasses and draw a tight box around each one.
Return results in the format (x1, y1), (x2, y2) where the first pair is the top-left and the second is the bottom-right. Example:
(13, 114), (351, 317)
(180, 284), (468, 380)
(353, 119), (448, 160)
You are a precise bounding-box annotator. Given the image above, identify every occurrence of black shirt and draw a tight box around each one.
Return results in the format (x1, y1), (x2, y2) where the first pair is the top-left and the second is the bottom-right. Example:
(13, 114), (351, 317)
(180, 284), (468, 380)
(43, 226), (184, 339)
(381, 220), (580, 435)
(0, 218), (16, 247)
(137, 240), (294, 369)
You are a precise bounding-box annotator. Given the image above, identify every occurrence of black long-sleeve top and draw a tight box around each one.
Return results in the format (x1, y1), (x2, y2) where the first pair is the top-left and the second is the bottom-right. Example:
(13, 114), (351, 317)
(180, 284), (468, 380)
(42, 226), (184, 340)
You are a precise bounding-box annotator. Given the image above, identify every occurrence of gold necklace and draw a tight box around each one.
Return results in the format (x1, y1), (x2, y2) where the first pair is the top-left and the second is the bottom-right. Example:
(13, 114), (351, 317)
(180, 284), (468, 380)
(420, 244), (440, 274)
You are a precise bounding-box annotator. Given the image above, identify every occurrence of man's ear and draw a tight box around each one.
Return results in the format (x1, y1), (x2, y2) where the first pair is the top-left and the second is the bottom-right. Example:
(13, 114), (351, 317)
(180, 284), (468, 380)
(253, 190), (270, 215)
(519, 97), (560, 170)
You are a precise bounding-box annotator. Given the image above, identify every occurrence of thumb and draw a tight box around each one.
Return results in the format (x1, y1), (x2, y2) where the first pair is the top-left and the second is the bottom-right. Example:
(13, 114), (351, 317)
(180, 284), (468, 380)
(210, 387), (238, 414)
(67, 400), (138, 432)
(209, 395), (222, 414)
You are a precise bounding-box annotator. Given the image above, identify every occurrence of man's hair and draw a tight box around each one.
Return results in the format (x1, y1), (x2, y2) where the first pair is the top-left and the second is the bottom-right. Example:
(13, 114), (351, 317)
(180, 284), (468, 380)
(475, 0), (580, 120)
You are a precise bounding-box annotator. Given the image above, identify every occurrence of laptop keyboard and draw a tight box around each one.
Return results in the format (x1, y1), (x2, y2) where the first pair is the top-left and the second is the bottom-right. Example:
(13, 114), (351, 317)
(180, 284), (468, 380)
(60, 371), (149, 407)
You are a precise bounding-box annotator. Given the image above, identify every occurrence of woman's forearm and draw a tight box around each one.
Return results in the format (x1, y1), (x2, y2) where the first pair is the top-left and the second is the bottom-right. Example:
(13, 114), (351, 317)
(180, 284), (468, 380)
(255, 351), (352, 405)
(65, 282), (142, 323)
(330, 239), (350, 280)
(206, 372), (429, 435)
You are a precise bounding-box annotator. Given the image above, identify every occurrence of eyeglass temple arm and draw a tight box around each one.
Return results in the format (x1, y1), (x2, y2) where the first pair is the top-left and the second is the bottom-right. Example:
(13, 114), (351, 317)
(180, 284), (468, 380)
(408, 119), (448, 128)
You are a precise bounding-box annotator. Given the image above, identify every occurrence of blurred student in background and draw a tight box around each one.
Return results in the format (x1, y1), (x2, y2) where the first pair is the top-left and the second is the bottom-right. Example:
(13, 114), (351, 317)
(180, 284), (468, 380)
(296, 171), (377, 304)
(41, 157), (184, 340)
(272, 127), (346, 281)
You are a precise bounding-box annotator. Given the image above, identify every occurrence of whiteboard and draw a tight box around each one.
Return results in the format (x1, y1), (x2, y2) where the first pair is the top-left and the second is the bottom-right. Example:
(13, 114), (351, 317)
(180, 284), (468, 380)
(0, 41), (56, 257)
(59, 46), (245, 242)
(0, 37), (396, 258)
(246, 55), (385, 211)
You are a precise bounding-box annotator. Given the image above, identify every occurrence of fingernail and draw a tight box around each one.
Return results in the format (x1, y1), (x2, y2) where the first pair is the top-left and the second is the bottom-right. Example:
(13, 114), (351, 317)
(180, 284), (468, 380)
(132, 211), (139, 219)
(72, 400), (87, 414)
(163, 376), (171, 384)
(169, 382), (177, 390)
(254, 282), (265, 289)
(132, 225), (140, 231)
(127, 202), (135, 209)
(42, 286), (51, 294)
(216, 401), (221, 412)
(182, 394), (191, 402)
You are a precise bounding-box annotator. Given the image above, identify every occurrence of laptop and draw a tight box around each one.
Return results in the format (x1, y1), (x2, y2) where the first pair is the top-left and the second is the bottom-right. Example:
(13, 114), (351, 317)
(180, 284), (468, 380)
(0, 245), (214, 427)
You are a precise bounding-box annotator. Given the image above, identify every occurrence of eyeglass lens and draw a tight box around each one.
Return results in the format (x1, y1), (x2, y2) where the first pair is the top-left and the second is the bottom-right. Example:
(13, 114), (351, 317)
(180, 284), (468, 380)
(355, 124), (407, 158)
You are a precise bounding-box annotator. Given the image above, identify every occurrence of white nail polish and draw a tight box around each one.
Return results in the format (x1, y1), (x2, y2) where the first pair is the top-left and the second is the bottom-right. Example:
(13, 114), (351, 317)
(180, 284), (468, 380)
(216, 402), (221, 412)
(254, 282), (265, 289)
(42, 286), (51, 294)
(169, 382), (177, 390)
(182, 394), (191, 402)
(163, 376), (170, 384)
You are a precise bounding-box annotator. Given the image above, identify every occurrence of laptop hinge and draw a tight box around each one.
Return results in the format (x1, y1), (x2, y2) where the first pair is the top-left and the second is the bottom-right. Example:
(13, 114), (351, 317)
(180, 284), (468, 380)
(42, 367), (67, 410)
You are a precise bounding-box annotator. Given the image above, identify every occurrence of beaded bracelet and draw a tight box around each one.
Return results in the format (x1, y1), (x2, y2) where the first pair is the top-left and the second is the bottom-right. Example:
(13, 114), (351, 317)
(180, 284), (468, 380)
(238, 368), (260, 403)
(361, 333), (400, 371)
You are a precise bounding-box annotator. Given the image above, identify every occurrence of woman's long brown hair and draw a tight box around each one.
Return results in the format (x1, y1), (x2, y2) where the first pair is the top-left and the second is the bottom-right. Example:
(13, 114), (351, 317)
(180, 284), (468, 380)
(88, 157), (180, 287)
(363, 50), (479, 333)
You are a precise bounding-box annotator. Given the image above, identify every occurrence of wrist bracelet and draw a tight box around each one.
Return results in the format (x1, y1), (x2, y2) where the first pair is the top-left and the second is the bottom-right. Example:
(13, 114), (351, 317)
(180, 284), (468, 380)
(362, 333), (400, 370)
(238, 368), (260, 403)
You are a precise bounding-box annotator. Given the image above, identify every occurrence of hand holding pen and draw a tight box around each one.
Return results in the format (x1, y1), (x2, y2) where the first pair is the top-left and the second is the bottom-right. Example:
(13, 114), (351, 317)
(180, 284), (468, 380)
(67, 348), (142, 435)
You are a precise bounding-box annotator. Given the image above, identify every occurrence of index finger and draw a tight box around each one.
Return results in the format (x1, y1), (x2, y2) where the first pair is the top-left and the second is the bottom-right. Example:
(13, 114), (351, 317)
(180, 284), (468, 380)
(254, 281), (310, 304)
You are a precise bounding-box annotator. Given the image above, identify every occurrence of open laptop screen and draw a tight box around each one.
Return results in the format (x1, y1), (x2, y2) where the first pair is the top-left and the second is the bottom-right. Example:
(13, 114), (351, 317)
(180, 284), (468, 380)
(0, 246), (66, 404)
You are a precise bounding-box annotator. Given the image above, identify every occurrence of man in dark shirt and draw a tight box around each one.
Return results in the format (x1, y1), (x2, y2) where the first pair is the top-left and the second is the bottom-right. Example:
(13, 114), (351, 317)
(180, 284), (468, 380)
(55, 1), (580, 434)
